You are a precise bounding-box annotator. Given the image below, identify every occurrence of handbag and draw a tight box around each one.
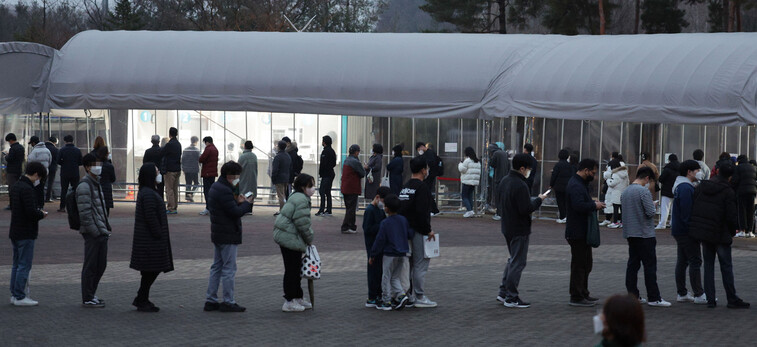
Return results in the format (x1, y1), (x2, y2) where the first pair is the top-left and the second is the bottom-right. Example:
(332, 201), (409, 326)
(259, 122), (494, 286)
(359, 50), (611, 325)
(366, 169), (374, 184)
(380, 174), (390, 187)
(301, 245), (321, 280)
(586, 211), (600, 248)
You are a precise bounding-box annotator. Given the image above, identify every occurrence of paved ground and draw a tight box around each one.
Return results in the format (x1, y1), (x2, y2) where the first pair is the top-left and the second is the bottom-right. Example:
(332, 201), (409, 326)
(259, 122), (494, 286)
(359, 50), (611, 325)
(0, 201), (756, 346)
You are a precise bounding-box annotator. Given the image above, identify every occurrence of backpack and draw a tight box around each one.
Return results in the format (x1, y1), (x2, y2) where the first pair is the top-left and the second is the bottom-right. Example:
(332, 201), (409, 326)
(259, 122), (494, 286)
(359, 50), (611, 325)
(66, 180), (96, 231)
(293, 154), (304, 175)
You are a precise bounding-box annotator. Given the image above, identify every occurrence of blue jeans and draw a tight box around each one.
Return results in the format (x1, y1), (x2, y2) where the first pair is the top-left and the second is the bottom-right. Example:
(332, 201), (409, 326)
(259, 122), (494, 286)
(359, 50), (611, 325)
(10, 239), (35, 300)
(206, 243), (238, 304)
(461, 184), (475, 211)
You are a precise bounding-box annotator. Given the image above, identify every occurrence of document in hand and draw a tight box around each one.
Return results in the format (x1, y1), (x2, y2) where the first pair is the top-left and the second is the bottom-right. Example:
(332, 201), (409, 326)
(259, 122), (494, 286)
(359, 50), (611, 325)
(424, 234), (440, 259)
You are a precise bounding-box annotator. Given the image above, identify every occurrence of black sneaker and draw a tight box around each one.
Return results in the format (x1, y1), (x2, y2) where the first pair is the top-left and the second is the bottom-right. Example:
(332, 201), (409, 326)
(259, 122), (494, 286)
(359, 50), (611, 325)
(504, 297), (531, 308)
(707, 301), (717, 308)
(569, 299), (595, 307)
(136, 303), (160, 312)
(315, 211), (324, 216)
(82, 300), (105, 308)
(323, 212), (332, 216)
(376, 301), (392, 311)
(585, 296), (599, 302)
(727, 299), (750, 309)
(395, 294), (409, 311)
(219, 302), (246, 312)
(274, 212), (280, 216)
(204, 301), (220, 311)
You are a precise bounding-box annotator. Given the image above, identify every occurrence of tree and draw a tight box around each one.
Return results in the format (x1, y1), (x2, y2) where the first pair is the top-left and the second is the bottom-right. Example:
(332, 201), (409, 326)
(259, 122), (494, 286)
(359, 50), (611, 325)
(107, 0), (144, 30)
(641, 0), (688, 33)
(419, 0), (512, 33)
(542, 0), (614, 35)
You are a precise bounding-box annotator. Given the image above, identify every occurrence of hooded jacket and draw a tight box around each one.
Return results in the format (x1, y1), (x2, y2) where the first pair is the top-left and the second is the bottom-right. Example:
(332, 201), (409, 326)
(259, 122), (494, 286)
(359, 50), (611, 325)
(603, 165), (629, 206)
(208, 176), (252, 244)
(671, 176), (696, 237)
(488, 144), (510, 185)
(199, 143), (219, 178)
(77, 175), (111, 237)
(688, 176), (737, 244)
(286, 141), (300, 183)
(497, 170), (543, 237)
(9, 176), (45, 240)
(271, 149), (292, 185)
(458, 157), (482, 186)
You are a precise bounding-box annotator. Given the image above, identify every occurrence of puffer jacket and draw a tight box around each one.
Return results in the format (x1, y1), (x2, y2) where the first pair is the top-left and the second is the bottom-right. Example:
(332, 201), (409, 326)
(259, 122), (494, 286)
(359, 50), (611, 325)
(731, 161), (757, 196)
(688, 176), (737, 245)
(76, 175), (111, 237)
(28, 143), (52, 172)
(9, 176), (45, 240)
(659, 160), (680, 198)
(458, 158), (481, 186)
(130, 187), (174, 273)
(273, 191), (314, 252)
(208, 177), (253, 244)
(604, 165), (629, 206)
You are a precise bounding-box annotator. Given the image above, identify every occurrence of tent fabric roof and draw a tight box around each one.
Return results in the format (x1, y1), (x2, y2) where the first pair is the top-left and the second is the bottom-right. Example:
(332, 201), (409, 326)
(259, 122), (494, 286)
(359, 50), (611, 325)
(0, 42), (55, 114)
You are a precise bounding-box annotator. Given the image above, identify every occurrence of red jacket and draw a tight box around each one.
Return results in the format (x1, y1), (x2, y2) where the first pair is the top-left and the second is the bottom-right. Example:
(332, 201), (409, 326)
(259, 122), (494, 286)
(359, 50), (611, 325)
(199, 144), (219, 177)
(341, 158), (364, 195)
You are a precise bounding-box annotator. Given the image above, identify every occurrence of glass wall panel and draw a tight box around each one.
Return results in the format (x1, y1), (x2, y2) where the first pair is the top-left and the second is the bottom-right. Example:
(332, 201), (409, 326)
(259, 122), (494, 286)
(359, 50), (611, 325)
(563, 120), (582, 159)
(662, 124), (683, 164)
(602, 122), (622, 166)
(439, 118), (462, 208)
(294, 113), (319, 181)
(414, 119), (438, 153)
(740, 127), (750, 158)
(622, 123), (641, 179)
(543, 119), (562, 162)
(248, 112), (273, 194)
(704, 126), (723, 168)
(641, 123), (660, 166)
(683, 125), (705, 162)
(389, 117), (412, 184)
(581, 121), (601, 165)
(318, 115), (343, 197)
(724, 126), (740, 156)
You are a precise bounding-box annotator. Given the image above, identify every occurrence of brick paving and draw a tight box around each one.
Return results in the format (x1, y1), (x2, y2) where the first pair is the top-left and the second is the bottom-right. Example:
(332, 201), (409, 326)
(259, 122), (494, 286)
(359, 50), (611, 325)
(1, 202), (756, 346)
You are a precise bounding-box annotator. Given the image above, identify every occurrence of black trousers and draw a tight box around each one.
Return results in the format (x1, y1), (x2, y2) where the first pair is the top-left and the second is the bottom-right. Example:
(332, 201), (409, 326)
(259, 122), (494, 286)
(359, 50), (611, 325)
(364, 234), (383, 301)
(184, 172), (199, 199)
(555, 191), (567, 219)
(203, 177), (215, 208)
(674, 235), (703, 297)
(625, 237), (661, 302)
(341, 194), (359, 231)
(613, 204), (622, 224)
(45, 167), (57, 200)
(424, 175), (440, 214)
(736, 194), (755, 231)
(280, 246), (303, 301)
(81, 234), (108, 302)
(6, 173), (19, 208)
(136, 271), (160, 305)
(568, 239), (593, 302)
(60, 176), (79, 210)
(318, 175), (334, 213)
(34, 176), (45, 208)
(702, 241), (740, 305)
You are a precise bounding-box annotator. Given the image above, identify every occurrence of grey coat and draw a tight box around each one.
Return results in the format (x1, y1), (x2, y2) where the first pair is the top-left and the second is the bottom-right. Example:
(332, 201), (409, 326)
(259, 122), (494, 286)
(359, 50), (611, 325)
(28, 143), (52, 173)
(77, 175), (111, 237)
(181, 145), (201, 174)
(364, 153), (383, 199)
(238, 150), (258, 198)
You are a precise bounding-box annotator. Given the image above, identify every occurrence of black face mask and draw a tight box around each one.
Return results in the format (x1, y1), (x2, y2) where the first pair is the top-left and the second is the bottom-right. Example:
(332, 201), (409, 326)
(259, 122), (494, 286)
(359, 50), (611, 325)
(585, 173), (595, 183)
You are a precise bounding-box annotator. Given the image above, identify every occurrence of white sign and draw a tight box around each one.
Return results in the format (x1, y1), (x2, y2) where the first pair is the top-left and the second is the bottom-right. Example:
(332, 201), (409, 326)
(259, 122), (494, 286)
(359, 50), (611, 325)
(444, 142), (458, 153)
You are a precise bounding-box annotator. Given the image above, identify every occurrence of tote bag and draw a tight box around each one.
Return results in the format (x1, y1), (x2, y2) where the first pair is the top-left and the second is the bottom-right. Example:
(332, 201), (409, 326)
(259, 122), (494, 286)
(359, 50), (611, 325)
(586, 211), (601, 248)
(301, 245), (321, 280)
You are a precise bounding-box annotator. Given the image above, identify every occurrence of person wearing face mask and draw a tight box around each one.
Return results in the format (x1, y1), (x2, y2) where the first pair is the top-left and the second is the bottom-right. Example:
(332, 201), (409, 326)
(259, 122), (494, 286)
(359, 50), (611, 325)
(416, 142), (441, 216)
(27, 136), (52, 209)
(604, 160), (629, 229)
(593, 294), (646, 347)
(77, 154), (112, 308)
(96, 146), (116, 217)
(565, 158), (606, 307)
(273, 173), (316, 312)
(341, 144), (366, 234)
(495, 154), (547, 308)
(203, 161), (254, 313)
(237, 141), (258, 214)
(361, 186), (392, 308)
(4, 133), (25, 210)
(8, 162), (48, 306)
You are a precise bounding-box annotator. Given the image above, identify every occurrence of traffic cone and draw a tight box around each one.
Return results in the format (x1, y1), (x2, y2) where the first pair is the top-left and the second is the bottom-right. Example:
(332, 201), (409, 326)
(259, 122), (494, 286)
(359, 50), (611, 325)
(127, 186), (135, 201)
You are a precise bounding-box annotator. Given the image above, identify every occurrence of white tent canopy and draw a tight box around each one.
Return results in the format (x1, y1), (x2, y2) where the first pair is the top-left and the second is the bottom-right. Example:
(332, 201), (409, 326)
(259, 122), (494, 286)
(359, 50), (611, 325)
(0, 42), (54, 114)
(2, 31), (757, 125)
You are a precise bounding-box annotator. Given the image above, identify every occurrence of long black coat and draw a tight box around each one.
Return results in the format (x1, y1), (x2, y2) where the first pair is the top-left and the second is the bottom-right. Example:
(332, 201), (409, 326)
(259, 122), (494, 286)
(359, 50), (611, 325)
(549, 159), (574, 192)
(100, 161), (116, 208)
(9, 176), (45, 240)
(130, 187), (174, 273)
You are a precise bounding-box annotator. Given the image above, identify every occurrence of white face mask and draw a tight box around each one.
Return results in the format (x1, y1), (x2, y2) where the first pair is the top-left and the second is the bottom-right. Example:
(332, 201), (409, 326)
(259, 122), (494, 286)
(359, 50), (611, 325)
(418, 150), (425, 156)
(108, 153), (112, 161)
(90, 166), (102, 176)
(232, 178), (240, 186)
(155, 173), (163, 184)
(305, 187), (316, 197)
(33, 179), (40, 187)
(645, 182), (651, 189)
(593, 314), (604, 335)
(377, 201), (385, 210)
(524, 169), (532, 178)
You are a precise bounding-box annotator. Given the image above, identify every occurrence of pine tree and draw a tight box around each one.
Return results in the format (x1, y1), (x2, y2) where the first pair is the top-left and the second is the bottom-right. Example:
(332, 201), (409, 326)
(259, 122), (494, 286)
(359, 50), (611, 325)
(641, 0), (688, 33)
(542, 0), (614, 35)
(106, 0), (143, 30)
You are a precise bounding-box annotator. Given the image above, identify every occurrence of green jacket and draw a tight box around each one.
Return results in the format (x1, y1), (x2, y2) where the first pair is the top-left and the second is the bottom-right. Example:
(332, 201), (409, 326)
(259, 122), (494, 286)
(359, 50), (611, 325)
(273, 192), (314, 252)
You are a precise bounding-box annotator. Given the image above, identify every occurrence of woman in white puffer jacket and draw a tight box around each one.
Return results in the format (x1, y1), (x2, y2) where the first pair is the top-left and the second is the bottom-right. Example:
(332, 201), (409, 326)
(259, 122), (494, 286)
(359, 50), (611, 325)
(458, 147), (482, 218)
(604, 162), (629, 228)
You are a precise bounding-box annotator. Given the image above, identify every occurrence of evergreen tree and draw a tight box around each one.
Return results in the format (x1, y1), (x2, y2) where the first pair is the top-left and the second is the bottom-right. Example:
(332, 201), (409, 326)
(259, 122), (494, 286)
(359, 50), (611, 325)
(542, 0), (614, 35)
(107, 0), (143, 30)
(419, 0), (490, 32)
(641, 0), (688, 33)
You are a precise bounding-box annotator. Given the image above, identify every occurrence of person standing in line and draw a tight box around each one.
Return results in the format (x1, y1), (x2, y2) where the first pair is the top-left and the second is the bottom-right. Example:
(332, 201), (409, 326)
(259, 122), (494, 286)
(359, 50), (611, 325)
(3, 133), (25, 210)
(550, 149), (573, 224)
(399, 157), (437, 308)
(656, 154), (680, 230)
(225, 143), (238, 164)
(341, 144), (366, 234)
(160, 127), (182, 214)
(316, 135), (337, 216)
(693, 149), (710, 182)
(362, 186), (391, 308)
(96, 147), (116, 216)
(620, 167), (671, 307)
(130, 163), (174, 312)
(417, 142), (441, 216)
(731, 155), (757, 238)
(27, 136), (52, 209)
(638, 153), (660, 197)
(488, 143), (510, 221)
(9, 162), (48, 306)
(605, 161), (629, 229)
(496, 154), (546, 308)
(458, 147), (482, 218)
(671, 160), (707, 304)
(386, 145), (404, 196)
(91, 136), (106, 157)
(271, 141), (292, 214)
(369, 194), (414, 311)
(181, 136), (201, 203)
(710, 152), (732, 178)
(44, 136), (59, 202)
(57, 135), (82, 213)
(237, 141), (258, 212)
(565, 158), (605, 307)
(364, 144), (384, 201)
(203, 161), (253, 313)
(523, 143), (539, 193)
(688, 164), (750, 309)
(143, 135), (164, 200)
(198, 136), (219, 216)
(77, 154), (111, 308)
(282, 137), (301, 197)
(273, 174), (316, 312)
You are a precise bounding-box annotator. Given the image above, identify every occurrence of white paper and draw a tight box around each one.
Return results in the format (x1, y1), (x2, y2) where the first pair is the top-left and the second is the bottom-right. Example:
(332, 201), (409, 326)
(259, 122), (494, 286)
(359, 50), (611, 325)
(424, 234), (440, 258)
(444, 143), (457, 153)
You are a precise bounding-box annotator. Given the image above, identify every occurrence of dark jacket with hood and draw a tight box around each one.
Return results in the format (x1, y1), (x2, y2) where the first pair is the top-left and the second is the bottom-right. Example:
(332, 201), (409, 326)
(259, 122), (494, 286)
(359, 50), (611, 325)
(5, 142), (24, 175)
(659, 160), (680, 198)
(688, 176), (738, 244)
(497, 170), (543, 237)
(731, 160), (757, 196)
(671, 176), (696, 237)
(488, 144), (510, 185)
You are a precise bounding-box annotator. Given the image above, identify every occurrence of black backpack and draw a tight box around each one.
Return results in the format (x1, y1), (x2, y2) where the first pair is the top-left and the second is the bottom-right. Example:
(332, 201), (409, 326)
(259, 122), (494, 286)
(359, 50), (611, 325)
(293, 154), (304, 175)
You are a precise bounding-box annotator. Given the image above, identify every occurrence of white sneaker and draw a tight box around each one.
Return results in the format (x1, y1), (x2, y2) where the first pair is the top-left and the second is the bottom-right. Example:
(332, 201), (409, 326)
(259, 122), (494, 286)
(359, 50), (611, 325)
(599, 220), (611, 226)
(414, 296), (437, 308)
(677, 293), (694, 303)
(608, 223), (621, 229)
(296, 298), (312, 310)
(694, 293), (708, 304)
(638, 297), (648, 304)
(735, 231), (746, 238)
(10, 296), (15, 305)
(13, 297), (38, 306)
(492, 215), (502, 221)
(463, 211), (474, 218)
(748, 232), (756, 238)
(648, 299), (672, 307)
(282, 300), (305, 312)
(458, 207), (467, 211)
(496, 295), (506, 303)
(556, 218), (567, 224)
(199, 209), (209, 216)
(655, 225), (667, 230)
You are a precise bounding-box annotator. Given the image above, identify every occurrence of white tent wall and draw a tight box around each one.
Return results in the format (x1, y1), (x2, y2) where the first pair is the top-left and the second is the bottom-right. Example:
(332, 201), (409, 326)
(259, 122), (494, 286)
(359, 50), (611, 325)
(0, 42), (54, 115)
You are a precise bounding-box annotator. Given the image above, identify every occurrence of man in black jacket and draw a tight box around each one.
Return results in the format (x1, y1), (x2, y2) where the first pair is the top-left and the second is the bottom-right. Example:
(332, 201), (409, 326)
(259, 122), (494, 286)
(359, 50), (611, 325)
(657, 154), (680, 230)
(417, 142), (441, 215)
(9, 162), (48, 306)
(496, 153), (546, 308)
(316, 135), (337, 216)
(688, 164), (750, 309)
(161, 128), (182, 214)
(3, 133), (24, 210)
(44, 136), (60, 202)
(204, 162), (253, 313)
(550, 149), (573, 223)
(271, 141), (292, 213)
(144, 135), (164, 198)
(565, 158), (605, 307)
(523, 143), (539, 192)
(57, 135), (82, 212)
(731, 155), (757, 238)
